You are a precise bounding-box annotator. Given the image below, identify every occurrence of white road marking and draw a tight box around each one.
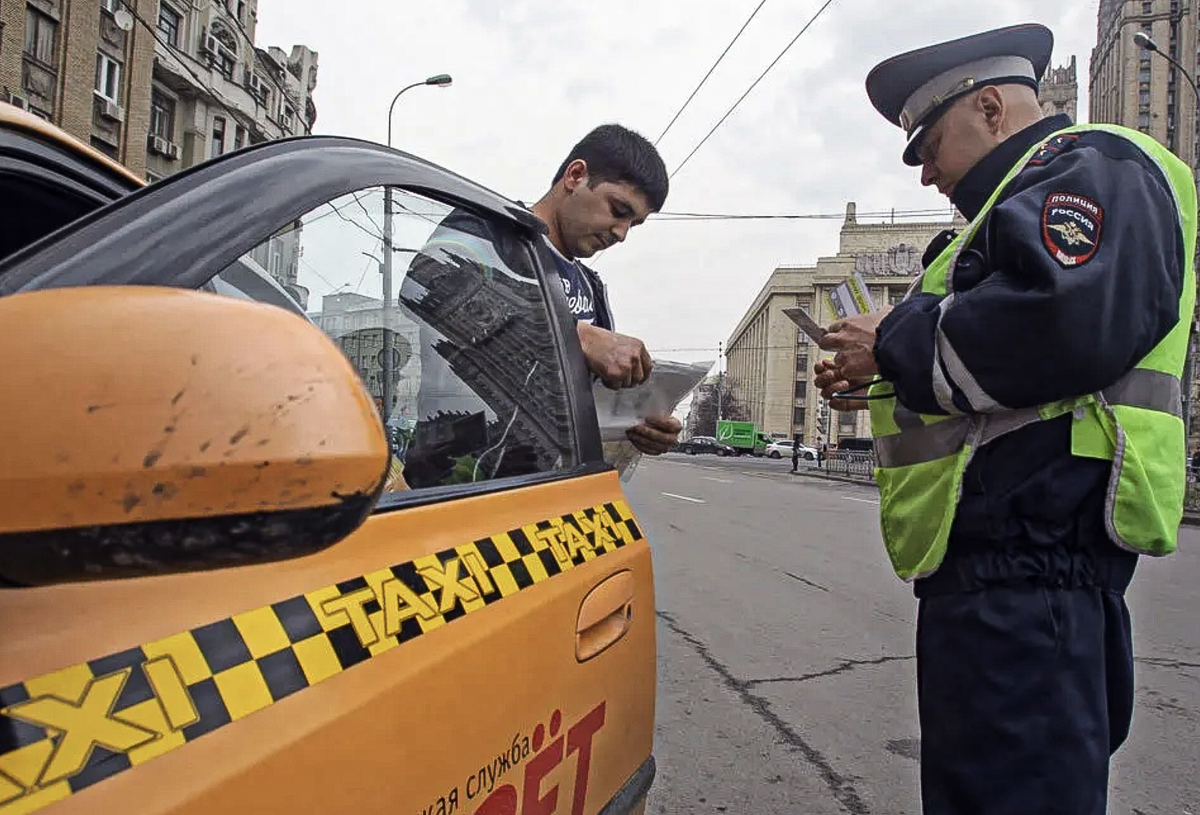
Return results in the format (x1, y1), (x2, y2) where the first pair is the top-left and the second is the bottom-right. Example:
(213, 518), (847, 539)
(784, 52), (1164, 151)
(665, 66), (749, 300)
(662, 492), (707, 504)
(842, 496), (879, 504)
(702, 476), (734, 484)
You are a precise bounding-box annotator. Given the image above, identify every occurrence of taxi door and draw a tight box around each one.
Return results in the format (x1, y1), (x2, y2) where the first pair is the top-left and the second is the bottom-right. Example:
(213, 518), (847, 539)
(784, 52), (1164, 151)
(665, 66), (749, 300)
(0, 139), (655, 815)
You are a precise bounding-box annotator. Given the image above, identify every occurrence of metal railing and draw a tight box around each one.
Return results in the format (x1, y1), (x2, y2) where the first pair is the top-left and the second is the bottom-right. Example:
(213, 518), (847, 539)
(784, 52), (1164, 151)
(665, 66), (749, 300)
(815, 450), (877, 482)
(811, 453), (1200, 514)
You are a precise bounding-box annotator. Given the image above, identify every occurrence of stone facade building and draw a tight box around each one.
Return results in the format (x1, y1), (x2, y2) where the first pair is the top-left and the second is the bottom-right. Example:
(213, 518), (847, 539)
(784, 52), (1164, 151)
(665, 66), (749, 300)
(0, 0), (158, 175)
(0, 0), (317, 184)
(1090, 0), (1199, 167)
(146, 0), (318, 181)
(1039, 56), (1079, 121)
(724, 203), (963, 447)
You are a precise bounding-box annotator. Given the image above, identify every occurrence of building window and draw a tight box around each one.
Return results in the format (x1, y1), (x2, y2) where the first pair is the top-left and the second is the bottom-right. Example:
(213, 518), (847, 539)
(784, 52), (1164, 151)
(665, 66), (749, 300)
(101, 0), (120, 13)
(1143, 0), (1153, 12)
(234, 123), (246, 150)
(794, 380), (807, 401)
(150, 90), (175, 140)
(157, 4), (181, 47)
(211, 116), (226, 158)
(793, 408), (806, 427)
(1139, 111), (1152, 130)
(1141, 90), (1151, 106)
(24, 6), (57, 65)
(95, 53), (122, 103)
(90, 136), (117, 159)
(217, 50), (235, 80)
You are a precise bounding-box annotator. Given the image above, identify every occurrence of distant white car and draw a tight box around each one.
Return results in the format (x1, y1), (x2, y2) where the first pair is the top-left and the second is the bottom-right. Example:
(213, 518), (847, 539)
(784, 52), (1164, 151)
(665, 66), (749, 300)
(765, 440), (816, 460)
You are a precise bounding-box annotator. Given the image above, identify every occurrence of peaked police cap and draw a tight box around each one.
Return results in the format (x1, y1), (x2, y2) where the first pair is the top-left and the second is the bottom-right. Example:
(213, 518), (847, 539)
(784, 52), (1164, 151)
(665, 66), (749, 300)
(865, 23), (1054, 166)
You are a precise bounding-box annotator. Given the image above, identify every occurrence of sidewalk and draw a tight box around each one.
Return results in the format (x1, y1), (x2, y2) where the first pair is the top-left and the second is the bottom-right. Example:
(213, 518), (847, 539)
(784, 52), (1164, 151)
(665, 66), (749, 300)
(790, 467), (1200, 527)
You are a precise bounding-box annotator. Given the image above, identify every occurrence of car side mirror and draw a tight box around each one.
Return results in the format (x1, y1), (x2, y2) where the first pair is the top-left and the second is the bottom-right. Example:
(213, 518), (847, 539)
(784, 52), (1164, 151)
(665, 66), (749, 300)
(0, 286), (389, 586)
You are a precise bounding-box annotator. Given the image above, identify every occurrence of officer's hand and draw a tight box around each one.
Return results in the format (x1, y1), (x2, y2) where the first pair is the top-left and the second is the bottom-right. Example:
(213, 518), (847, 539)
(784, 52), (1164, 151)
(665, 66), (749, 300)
(817, 309), (891, 382)
(578, 322), (653, 389)
(627, 414), (682, 455)
(814, 358), (871, 412)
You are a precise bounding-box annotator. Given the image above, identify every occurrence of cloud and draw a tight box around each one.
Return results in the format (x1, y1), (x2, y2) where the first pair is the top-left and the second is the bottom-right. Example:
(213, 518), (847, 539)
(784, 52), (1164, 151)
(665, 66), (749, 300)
(254, 0), (1102, 364)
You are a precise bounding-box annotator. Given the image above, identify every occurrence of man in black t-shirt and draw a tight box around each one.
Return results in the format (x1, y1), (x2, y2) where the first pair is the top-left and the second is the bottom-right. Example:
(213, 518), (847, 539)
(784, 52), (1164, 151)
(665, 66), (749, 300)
(525, 124), (680, 456)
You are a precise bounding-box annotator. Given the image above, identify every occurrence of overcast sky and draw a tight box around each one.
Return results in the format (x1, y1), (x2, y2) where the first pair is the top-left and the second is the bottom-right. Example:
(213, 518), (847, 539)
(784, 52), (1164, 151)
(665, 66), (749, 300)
(255, 0), (1102, 368)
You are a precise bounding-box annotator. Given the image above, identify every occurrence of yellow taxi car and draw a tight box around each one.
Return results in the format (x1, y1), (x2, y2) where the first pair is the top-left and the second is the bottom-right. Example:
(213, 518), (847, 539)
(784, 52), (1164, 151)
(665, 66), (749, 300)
(0, 103), (656, 815)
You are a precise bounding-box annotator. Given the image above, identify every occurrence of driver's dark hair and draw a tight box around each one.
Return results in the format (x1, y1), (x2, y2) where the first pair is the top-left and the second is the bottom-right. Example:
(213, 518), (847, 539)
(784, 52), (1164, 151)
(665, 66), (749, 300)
(551, 124), (669, 212)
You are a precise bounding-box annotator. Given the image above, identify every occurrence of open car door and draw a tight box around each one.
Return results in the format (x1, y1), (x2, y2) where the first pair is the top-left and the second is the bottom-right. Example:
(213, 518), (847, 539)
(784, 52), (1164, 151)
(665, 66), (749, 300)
(0, 137), (656, 815)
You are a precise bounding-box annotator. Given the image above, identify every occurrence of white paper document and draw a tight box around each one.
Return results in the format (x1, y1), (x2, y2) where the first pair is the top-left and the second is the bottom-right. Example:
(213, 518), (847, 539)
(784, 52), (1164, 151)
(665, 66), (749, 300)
(592, 359), (713, 442)
(592, 359), (713, 480)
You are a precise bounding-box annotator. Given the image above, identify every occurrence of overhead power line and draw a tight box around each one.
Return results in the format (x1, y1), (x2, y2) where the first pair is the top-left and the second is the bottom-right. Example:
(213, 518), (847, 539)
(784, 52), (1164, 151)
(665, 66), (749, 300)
(654, 0), (770, 146)
(650, 207), (955, 221)
(670, 0), (837, 179)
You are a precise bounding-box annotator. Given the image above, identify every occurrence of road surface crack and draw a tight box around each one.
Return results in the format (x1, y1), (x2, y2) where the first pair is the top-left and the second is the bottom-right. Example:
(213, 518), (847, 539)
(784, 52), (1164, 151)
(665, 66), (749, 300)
(783, 571), (831, 593)
(747, 654), (915, 688)
(657, 609), (872, 815)
(1135, 656), (1200, 673)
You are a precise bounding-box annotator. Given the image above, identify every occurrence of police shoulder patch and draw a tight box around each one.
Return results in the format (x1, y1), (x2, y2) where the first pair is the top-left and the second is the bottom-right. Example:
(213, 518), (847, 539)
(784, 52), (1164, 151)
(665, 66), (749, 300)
(1041, 191), (1103, 268)
(1028, 133), (1079, 166)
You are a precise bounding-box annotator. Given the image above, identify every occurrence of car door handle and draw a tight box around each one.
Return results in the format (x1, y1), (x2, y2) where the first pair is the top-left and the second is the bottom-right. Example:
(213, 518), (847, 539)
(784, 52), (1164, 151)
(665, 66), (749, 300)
(576, 570), (634, 662)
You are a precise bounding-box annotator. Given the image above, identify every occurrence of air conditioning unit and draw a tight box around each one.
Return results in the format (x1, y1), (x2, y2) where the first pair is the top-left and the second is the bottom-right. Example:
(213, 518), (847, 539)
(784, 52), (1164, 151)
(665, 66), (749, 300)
(5, 92), (29, 111)
(98, 98), (125, 122)
(148, 134), (181, 160)
(247, 73), (266, 101)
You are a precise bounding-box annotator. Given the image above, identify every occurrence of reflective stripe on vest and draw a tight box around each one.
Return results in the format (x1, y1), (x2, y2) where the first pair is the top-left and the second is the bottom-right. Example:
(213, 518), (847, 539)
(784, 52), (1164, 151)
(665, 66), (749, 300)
(875, 368), (1183, 468)
(868, 122), (1196, 581)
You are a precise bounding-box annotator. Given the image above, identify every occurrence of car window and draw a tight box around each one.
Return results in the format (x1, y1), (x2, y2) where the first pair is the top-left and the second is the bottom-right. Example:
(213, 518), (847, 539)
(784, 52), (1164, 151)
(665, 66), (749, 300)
(207, 185), (574, 495)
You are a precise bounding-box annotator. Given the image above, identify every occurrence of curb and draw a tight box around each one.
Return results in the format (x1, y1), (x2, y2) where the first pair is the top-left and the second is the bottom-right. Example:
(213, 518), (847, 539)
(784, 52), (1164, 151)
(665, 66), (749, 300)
(789, 471), (1200, 528)
(789, 469), (879, 489)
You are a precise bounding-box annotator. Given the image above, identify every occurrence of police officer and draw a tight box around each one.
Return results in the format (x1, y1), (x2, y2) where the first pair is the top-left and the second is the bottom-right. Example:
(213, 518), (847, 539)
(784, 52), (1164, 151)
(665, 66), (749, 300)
(815, 23), (1195, 814)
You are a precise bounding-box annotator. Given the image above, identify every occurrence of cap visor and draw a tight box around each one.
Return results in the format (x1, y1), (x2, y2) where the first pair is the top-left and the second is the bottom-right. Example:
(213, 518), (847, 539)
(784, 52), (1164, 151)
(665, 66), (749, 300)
(903, 125), (925, 166)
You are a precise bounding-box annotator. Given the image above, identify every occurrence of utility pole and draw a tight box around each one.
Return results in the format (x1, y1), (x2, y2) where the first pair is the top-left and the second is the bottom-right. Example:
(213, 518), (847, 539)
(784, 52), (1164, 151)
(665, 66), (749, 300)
(717, 341), (724, 422)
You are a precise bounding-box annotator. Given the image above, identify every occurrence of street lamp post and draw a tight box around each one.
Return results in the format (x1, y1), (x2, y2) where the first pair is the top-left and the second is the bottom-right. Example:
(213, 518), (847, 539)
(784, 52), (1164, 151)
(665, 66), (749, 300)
(379, 73), (452, 424)
(1135, 32), (1199, 450)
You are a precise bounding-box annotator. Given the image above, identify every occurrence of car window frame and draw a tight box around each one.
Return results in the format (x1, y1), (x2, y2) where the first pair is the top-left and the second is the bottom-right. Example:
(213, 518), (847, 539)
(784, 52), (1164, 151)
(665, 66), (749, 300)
(0, 136), (609, 507)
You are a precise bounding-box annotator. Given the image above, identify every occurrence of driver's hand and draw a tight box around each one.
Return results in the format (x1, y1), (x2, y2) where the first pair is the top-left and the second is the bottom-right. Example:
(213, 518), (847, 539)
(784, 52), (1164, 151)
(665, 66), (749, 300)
(578, 323), (653, 389)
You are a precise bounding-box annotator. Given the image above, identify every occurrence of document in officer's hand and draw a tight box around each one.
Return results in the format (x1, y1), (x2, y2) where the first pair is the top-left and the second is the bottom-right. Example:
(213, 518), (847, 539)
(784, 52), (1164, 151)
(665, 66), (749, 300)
(783, 307), (827, 343)
(784, 272), (879, 343)
(826, 272), (877, 319)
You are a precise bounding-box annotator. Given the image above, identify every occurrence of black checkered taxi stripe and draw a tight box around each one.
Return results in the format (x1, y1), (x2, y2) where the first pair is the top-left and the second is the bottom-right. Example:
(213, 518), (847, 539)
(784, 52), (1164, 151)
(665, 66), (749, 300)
(0, 501), (643, 813)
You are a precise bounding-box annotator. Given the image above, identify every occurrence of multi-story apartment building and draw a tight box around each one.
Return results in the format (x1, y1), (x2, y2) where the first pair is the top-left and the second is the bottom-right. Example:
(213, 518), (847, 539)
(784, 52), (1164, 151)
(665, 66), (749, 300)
(0, 0), (158, 175)
(145, 0), (318, 181)
(0, 0), (317, 186)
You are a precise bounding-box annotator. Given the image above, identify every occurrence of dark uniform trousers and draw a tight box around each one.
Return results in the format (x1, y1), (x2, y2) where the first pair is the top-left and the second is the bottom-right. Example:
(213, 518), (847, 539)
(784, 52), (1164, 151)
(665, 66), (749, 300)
(913, 508), (1137, 815)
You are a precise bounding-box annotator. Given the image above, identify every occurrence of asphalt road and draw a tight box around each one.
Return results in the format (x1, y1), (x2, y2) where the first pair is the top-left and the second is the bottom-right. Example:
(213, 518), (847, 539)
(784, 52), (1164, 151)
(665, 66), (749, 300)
(626, 453), (1200, 815)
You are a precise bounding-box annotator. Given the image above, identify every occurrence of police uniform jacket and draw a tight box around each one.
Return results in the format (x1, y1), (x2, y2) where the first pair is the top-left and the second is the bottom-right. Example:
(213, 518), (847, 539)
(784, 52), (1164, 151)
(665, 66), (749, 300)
(873, 113), (1187, 595)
